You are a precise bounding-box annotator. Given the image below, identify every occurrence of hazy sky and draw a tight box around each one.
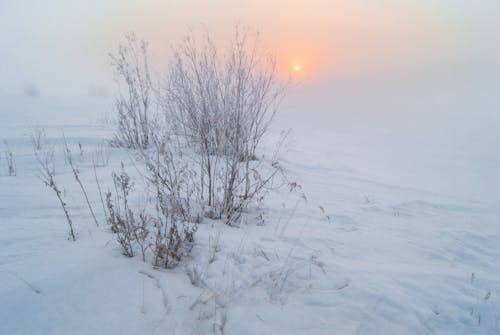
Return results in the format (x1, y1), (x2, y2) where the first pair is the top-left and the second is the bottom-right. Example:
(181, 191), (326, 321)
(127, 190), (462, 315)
(1, 0), (499, 98)
(1, 0), (499, 201)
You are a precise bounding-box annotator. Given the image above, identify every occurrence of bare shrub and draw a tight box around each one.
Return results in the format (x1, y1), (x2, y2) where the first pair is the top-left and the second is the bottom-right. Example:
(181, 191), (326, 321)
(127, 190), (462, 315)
(3, 140), (16, 176)
(90, 142), (111, 222)
(29, 126), (46, 151)
(106, 28), (288, 269)
(110, 32), (154, 149)
(63, 135), (99, 227)
(92, 157), (108, 222)
(77, 142), (84, 159)
(105, 163), (196, 265)
(92, 141), (111, 167)
(106, 192), (151, 262)
(106, 167), (136, 257)
(208, 231), (221, 264)
(31, 134), (75, 241)
(134, 211), (151, 262)
(161, 28), (285, 224)
(143, 134), (200, 268)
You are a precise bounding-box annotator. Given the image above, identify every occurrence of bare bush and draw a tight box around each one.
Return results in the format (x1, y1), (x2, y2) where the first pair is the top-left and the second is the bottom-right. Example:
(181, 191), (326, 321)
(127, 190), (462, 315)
(32, 135), (75, 241)
(3, 140), (16, 176)
(107, 28), (287, 269)
(106, 167), (136, 257)
(63, 136), (99, 227)
(161, 28), (285, 224)
(105, 158), (197, 267)
(92, 141), (111, 167)
(29, 126), (46, 151)
(143, 134), (200, 268)
(92, 157), (108, 222)
(110, 32), (154, 149)
(208, 231), (221, 264)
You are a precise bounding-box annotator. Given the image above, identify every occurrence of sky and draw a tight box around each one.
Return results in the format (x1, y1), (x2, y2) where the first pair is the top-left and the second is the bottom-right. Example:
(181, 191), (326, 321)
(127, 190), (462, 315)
(1, 0), (499, 200)
(1, 0), (499, 97)
(1, 1), (499, 135)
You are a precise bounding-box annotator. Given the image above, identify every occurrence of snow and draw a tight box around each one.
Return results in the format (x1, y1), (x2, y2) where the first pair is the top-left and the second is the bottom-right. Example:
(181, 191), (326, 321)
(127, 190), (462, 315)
(1, 94), (499, 334)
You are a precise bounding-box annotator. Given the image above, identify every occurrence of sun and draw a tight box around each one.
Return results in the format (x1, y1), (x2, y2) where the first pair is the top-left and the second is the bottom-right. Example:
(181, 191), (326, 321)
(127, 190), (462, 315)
(293, 64), (302, 73)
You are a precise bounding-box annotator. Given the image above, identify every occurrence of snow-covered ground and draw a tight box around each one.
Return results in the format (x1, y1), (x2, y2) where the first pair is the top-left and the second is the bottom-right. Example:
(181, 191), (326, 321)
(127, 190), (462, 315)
(1, 94), (499, 334)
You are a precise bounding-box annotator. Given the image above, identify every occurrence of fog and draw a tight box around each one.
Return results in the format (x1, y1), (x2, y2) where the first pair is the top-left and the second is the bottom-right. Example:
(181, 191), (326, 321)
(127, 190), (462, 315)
(1, 0), (499, 201)
(2, 0), (499, 96)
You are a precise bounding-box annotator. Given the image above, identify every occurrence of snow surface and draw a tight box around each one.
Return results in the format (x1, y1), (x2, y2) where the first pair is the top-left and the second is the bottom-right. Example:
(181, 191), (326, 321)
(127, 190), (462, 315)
(1, 95), (499, 334)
